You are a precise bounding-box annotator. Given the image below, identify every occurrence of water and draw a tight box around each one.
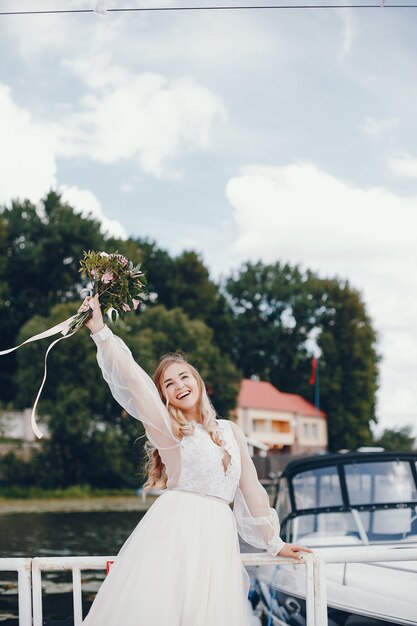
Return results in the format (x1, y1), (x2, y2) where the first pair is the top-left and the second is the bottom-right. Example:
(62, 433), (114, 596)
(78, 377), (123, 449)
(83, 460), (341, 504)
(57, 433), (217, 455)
(0, 509), (146, 625)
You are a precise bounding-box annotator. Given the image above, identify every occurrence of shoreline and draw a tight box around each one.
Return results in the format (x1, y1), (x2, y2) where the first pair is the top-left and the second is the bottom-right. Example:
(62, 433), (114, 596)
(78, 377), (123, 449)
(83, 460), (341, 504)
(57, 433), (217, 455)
(0, 495), (157, 514)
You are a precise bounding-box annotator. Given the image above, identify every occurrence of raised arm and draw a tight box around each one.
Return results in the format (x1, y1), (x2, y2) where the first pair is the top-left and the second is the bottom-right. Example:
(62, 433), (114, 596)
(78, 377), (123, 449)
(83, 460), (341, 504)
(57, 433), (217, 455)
(230, 421), (285, 556)
(80, 294), (180, 452)
(91, 325), (180, 451)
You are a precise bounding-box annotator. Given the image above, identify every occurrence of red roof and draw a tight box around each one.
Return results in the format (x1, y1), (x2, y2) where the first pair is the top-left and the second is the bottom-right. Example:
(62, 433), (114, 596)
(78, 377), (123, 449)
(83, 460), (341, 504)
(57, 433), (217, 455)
(238, 378), (326, 418)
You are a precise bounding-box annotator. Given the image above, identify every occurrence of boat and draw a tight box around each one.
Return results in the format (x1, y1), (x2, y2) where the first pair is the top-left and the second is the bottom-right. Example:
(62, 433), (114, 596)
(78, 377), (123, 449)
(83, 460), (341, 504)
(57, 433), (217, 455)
(250, 451), (417, 626)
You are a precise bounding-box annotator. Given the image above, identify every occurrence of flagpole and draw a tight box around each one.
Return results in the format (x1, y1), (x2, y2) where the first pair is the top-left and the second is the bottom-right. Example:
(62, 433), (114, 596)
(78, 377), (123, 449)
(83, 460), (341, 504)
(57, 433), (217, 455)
(314, 359), (320, 414)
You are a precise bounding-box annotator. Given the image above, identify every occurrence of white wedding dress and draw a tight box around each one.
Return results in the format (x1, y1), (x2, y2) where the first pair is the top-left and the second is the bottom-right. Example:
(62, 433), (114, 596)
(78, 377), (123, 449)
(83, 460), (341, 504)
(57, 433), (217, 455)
(82, 325), (284, 626)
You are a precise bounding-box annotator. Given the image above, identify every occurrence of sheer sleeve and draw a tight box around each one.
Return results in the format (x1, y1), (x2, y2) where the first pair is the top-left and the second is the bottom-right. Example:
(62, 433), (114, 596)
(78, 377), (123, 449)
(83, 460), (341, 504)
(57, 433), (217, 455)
(91, 325), (180, 452)
(230, 421), (285, 556)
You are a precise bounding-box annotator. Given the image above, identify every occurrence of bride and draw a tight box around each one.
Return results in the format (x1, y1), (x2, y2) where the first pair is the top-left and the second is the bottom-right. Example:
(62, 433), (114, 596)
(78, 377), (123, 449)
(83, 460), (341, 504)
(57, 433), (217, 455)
(79, 294), (311, 626)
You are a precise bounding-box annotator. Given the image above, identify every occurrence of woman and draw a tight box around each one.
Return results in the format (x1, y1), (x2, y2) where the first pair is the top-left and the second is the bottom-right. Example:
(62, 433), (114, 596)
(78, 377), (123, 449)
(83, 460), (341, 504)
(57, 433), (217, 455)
(79, 294), (311, 626)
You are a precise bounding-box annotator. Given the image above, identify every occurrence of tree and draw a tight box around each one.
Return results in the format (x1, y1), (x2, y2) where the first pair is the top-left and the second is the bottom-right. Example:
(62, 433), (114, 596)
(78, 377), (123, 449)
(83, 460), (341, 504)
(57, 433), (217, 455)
(134, 238), (177, 306)
(0, 192), (105, 401)
(0, 192), (143, 404)
(135, 239), (235, 355)
(223, 261), (379, 452)
(313, 279), (379, 451)
(374, 426), (416, 452)
(224, 261), (317, 394)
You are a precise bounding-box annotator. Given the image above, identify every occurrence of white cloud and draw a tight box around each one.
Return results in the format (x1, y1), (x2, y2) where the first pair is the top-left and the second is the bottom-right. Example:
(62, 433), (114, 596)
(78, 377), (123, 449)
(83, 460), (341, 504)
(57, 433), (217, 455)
(56, 59), (227, 178)
(360, 116), (399, 140)
(0, 82), (125, 239)
(59, 185), (127, 239)
(387, 153), (417, 179)
(225, 162), (417, 432)
(0, 83), (57, 204)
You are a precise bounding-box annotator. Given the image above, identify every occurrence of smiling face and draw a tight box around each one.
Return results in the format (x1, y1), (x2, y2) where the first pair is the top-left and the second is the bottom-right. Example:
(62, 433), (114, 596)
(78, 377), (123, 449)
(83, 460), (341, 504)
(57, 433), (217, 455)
(162, 361), (201, 418)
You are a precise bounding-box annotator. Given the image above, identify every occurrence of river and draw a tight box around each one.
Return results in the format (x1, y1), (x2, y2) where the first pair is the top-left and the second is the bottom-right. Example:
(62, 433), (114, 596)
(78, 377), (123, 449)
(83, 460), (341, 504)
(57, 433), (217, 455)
(0, 503), (148, 625)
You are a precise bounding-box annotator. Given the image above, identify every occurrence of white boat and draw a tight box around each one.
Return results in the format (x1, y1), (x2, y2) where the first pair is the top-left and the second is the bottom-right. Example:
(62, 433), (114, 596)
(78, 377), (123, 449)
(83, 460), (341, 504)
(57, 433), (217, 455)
(251, 451), (417, 626)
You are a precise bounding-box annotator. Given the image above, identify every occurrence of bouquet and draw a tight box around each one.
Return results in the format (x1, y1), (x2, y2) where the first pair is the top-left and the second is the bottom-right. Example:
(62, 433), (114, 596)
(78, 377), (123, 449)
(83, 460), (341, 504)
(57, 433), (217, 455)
(68, 250), (147, 333)
(0, 249), (147, 439)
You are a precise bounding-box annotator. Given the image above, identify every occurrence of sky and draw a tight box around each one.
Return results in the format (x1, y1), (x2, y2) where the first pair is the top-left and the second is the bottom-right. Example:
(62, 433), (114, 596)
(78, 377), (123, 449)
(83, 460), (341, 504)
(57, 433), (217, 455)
(1, 0), (416, 435)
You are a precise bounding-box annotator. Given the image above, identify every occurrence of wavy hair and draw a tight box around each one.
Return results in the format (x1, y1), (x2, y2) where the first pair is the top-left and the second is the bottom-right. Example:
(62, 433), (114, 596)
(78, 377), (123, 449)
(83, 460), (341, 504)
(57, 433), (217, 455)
(142, 352), (222, 493)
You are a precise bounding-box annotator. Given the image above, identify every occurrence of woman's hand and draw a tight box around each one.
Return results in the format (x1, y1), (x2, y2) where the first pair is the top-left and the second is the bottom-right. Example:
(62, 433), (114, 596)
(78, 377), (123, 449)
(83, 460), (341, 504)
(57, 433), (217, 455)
(277, 543), (313, 561)
(77, 294), (105, 335)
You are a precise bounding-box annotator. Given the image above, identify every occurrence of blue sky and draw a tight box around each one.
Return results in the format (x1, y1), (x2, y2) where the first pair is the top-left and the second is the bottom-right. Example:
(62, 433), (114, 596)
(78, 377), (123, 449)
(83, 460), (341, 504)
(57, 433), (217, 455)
(1, 0), (417, 434)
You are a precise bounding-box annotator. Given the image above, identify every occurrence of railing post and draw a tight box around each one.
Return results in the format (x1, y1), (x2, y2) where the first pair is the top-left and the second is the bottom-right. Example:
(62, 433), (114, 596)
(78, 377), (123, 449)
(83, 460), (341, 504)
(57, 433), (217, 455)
(0, 559), (32, 626)
(17, 559), (32, 626)
(72, 566), (83, 626)
(313, 556), (328, 626)
(32, 558), (43, 626)
(304, 554), (315, 626)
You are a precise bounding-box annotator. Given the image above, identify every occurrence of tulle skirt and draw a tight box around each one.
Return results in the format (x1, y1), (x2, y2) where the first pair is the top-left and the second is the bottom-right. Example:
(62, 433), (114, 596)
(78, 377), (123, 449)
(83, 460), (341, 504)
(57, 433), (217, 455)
(82, 489), (250, 626)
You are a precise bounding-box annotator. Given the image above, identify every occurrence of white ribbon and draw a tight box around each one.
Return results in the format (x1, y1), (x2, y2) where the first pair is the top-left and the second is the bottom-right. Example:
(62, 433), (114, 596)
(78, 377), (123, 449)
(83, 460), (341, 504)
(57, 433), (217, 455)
(0, 315), (77, 439)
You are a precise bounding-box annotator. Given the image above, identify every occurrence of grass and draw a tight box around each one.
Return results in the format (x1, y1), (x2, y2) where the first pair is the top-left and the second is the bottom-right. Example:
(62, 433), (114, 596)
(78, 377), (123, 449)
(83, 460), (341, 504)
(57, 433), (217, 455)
(0, 484), (139, 499)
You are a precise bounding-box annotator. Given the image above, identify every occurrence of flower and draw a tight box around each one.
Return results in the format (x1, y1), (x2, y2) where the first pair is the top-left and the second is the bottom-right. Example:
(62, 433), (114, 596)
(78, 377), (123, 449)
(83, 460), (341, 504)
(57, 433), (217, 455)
(68, 249), (147, 335)
(121, 299), (140, 312)
(115, 254), (128, 266)
(101, 271), (114, 284)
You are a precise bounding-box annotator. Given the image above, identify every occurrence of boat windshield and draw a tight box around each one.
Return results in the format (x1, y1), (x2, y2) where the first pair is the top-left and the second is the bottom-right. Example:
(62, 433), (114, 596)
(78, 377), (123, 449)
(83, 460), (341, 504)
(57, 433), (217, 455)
(293, 466), (343, 510)
(289, 458), (417, 545)
(345, 460), (417, 504)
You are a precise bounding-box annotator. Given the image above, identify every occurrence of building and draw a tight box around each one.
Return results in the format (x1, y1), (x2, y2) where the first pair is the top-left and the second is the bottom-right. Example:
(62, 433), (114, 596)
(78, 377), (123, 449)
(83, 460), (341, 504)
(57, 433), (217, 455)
(235, 378), (327, 456)
(0, 409), (46, 442)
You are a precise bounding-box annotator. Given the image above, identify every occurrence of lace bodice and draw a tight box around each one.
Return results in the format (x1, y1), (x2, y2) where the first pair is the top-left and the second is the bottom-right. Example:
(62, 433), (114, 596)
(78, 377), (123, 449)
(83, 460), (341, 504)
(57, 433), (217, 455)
(178, 419), (241, 502)
(91, 325), (284, 556)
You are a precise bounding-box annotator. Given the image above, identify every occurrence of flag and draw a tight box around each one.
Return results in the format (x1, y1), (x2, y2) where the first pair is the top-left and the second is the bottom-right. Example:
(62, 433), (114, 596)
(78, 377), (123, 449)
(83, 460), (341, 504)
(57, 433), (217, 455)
(309, 356), (318, 385)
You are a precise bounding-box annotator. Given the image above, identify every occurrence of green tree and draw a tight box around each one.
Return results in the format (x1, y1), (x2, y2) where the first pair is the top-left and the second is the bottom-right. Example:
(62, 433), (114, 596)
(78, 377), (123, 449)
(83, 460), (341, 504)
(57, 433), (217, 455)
(314, 279), (379, 451)
(374, 426), (416, 452)
(224, 261), (316, 394)
(135, 239), (234, 354)
(223, 261), (379, 452)
(0, 192), (143, 404)
(134, 238), (177, 306)
(0, 192), (105, 401)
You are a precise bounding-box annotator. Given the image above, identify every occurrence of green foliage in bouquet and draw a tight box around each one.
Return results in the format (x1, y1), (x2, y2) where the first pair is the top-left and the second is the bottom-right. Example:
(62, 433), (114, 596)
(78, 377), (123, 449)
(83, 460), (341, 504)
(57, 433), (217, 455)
(68, 250), (147, 333)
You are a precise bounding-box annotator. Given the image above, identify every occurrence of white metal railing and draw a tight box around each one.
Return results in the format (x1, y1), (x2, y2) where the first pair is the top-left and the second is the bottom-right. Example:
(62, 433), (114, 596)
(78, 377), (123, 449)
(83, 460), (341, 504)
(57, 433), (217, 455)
(0, 557), (32, 626)
(243, 553), (316, 625)
(32, 555), (115, 626)
(1, 554), (313, 626)
(1, 547), (417, 625)
(313, 545), (417, 626)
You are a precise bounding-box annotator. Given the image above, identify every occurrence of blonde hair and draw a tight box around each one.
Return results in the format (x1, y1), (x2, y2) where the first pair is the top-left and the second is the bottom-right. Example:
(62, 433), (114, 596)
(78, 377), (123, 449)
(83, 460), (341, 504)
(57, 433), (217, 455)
(142, 353), (222, 493)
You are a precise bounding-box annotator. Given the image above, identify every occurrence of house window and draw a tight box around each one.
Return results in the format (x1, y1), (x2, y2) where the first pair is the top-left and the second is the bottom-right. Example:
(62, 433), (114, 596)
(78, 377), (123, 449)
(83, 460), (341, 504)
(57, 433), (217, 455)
(272, 421), (291, 433)
(311, 422), (318, 440)
(253, 419), (267, 432)
(302, 423), (309, 439)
